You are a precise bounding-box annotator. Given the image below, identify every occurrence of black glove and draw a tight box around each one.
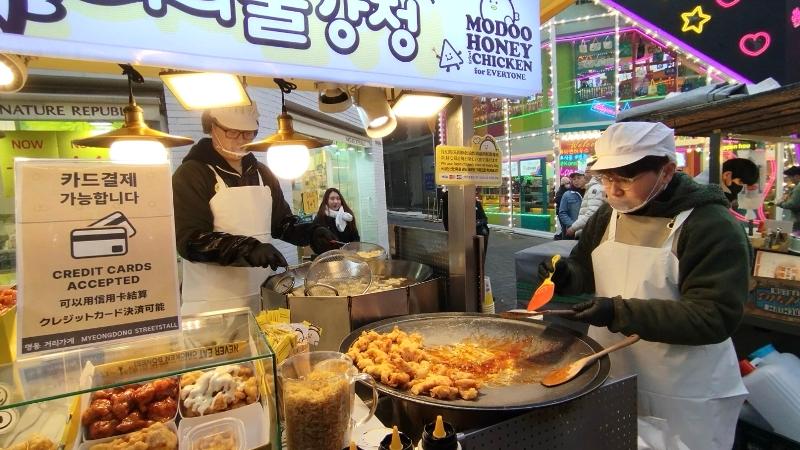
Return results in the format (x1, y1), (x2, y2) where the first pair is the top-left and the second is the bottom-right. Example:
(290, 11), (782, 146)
(311, 226), (339, 255)
(245, 243), (288, 270)
(536, 256), (570, 288)
(571, 297), (615, 327)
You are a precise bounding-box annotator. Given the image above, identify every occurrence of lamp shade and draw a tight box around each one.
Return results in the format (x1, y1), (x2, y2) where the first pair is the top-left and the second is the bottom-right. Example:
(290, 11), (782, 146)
(241, 112), (330, 151)
(72, 103), (194, 148)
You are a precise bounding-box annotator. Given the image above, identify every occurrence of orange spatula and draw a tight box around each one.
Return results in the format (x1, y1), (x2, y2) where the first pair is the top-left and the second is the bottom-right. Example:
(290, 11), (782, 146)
(527, 254), (561, 311)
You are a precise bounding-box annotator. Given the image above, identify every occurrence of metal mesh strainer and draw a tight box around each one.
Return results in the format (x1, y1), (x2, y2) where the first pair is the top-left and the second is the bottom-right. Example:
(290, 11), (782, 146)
(264, 263), (309, 295)
(340, 242), (388, 261)
(304, 250), (372, 296)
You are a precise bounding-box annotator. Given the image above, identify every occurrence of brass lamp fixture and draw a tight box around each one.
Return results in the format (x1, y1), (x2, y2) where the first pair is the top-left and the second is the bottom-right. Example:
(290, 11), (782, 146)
(242, 78), (330, 180)
(72, 64), (194, 150)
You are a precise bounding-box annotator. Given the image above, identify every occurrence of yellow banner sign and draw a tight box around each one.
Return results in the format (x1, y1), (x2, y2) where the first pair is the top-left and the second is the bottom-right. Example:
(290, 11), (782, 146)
(435, 135), (502, 186)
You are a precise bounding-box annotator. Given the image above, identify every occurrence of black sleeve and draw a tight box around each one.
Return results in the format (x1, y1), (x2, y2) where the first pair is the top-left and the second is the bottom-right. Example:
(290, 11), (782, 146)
(258, 164), (315, 246)
(172, 162), (260, 266)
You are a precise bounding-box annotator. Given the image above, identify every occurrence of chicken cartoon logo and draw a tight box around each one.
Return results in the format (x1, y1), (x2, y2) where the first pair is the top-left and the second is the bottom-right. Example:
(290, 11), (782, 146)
(437, 39), (464, 72)
(474, 135), (499, 153)
(480, 0), (519, 25)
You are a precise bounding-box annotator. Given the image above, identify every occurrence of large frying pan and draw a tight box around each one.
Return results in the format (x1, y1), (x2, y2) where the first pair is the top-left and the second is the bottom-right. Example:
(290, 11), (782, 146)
(340, 313), (610, 412)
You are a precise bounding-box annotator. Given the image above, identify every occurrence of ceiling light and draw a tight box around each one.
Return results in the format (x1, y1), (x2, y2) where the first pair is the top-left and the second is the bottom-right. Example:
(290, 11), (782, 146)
(355, 86), (396, 138)
(317, 82), (352, 113)
(391, 91), (453, 118)
(72, 65), (194, 150)
(160, 71), (251, 110)
(0, 54), (28, 93)
(242, 78), (330, 180)
(109, 140), (168, 164)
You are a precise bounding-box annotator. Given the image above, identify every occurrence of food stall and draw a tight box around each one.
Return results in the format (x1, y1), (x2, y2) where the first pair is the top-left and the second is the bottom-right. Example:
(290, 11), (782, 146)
(0, 1), (638, 449)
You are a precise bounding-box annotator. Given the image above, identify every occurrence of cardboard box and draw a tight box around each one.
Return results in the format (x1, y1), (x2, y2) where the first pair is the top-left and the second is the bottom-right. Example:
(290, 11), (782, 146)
(751, 250), (800, 317)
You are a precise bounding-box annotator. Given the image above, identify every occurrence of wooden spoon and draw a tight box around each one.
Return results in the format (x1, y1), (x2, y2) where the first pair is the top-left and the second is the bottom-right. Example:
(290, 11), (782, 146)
(527, 254), (561, 311)
(541, 334), (640, 387)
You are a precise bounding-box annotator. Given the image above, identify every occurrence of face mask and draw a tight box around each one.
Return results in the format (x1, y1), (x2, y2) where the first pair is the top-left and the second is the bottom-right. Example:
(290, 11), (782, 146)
(212, 127), (249, 160)
(725, 183), (743, 202)
(608, 167), (667, 214)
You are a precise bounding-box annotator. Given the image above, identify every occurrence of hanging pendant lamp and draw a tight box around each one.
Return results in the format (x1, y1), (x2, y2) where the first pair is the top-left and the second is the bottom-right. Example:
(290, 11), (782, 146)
(242, 78), (330, 180)
(72, 64), (194, 149)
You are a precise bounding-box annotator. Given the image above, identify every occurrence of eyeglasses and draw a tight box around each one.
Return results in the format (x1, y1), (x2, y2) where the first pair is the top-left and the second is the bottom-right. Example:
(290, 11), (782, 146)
(214, 122), (256, 140)
(597, 172), (648, 191)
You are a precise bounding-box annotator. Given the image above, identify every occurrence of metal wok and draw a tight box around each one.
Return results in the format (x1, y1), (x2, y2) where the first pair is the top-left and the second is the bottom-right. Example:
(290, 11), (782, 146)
(340, 313), (609, 433)
(366, 259), (434, 288)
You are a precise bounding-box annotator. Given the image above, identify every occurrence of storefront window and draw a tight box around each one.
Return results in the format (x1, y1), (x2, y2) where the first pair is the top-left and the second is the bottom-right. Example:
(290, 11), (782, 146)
(292, 143), (380, 244)
(0, 120), (124, 283)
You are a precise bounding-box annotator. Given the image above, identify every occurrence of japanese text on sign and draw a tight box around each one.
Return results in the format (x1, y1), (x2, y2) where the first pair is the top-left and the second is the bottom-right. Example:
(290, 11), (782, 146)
(435, 135), (502, 187)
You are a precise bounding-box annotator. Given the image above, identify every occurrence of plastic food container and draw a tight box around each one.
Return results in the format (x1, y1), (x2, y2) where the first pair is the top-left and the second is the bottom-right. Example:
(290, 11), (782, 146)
(182, 418), (246, 450)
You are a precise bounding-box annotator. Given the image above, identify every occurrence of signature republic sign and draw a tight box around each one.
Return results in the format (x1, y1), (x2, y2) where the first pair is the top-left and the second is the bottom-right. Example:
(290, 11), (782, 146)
(0, 0), (541, 98)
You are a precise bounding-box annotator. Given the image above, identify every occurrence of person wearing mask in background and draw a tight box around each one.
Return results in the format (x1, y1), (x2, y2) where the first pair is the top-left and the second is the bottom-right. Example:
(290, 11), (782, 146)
(777, 166), (800, 232)
(172, 104), (338, 314)
(694, 157), (760, 206)
(313, 187), (360, 244)
(556, 172), (586, 240)
(565, 158), (606, 238)
(535, 122), (748, 449)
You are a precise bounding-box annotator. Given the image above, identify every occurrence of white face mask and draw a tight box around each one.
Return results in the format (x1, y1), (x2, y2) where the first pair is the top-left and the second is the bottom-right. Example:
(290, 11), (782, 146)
(607, 167), (667, 214)
(211, 127), (250, 161)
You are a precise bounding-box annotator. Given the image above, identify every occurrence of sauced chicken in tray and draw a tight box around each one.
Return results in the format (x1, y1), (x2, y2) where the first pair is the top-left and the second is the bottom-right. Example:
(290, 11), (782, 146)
(348, 326), (560, 401)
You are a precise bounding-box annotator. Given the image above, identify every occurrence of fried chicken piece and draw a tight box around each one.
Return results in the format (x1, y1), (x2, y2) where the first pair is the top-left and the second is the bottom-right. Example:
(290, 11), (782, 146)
(386, 371), (411, 387)
(454, 379), (479, 389)
(111, 390), (134, 419)
(243, 377), (258, 403)
(82, 398), (113, 425)
(115, 411), (149, 434)
(89, 419), (120, 440)
(459, 388), (479, 400)
(134, 383), (155, 407)
(409, 375), (452, 395)
(6, 434), (56, 450)
(430, 386), (459, 400)
(152, 378), (179, 400)
(90, 422), (177, 450)
(355, 357), (374, 370)
(147, 397), (177, 422)
(365, 347), (389, 364)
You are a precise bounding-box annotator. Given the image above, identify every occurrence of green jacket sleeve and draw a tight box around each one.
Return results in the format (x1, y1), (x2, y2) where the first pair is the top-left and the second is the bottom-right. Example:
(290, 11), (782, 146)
(780, 185), (800, 211)
(609, 204), (749, 345)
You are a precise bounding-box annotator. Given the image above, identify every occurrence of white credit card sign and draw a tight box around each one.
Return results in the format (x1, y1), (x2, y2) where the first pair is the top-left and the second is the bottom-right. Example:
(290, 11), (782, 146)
(15, 160), (181, 355)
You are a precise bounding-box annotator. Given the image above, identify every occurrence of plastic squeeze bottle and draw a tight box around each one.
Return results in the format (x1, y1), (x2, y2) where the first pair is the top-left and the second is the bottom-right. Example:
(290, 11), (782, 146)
(379, 426), (413, 450)
(418, 416), (461, 450)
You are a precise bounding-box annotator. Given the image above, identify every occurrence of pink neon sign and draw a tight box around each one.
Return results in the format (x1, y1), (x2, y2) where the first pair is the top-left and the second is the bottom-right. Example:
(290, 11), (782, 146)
(716, 0), (740, 8)
(739, 32), (772, 57)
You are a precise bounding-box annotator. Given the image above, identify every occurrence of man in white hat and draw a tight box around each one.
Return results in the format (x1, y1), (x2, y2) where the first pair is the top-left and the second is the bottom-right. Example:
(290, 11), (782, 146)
(172, 104), (337, 314)
(535, 122), (749, 449)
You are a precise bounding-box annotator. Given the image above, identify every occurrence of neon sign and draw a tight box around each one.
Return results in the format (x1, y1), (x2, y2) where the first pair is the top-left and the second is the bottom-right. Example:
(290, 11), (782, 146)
(716, 0), (740, 8)
(680, 6), (712, 34)
(590, 101), (631, 118)
(739, 31), (772, 57)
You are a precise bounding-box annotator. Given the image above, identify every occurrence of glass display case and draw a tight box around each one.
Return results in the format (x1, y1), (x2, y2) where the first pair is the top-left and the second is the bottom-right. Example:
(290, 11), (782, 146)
(0, 309), (280, 450)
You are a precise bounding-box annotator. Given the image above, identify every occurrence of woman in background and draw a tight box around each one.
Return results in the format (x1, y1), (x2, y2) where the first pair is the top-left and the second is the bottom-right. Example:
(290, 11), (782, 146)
(314, 188), (360, 244)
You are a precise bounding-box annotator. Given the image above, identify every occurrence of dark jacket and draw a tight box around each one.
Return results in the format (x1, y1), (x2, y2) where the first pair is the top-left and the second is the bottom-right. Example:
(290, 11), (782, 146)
(313, 214), (360, 243)
(441, 192), (489, 236)
(558, 173), (750, 345)
(172, 138), (315, 266)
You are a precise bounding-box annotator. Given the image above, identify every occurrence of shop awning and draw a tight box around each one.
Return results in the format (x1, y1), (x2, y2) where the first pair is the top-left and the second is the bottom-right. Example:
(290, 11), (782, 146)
(617, 81), (800, 138)
(541, 0), (577, 23)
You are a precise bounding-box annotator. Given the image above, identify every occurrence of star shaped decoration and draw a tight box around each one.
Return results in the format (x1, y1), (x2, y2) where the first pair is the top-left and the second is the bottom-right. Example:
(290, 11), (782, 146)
(681, 5), (712, 34)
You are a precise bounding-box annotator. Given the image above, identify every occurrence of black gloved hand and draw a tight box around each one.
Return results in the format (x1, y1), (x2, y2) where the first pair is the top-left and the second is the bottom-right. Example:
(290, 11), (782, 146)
(571, 297), (616, 327)
(536, 256), (570, 288)
(311, 226), (339, 255)
(245, 243), (288, 270)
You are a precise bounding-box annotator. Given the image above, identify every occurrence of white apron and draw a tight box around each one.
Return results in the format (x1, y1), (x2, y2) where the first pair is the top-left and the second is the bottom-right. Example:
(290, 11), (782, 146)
(181, 165), (272, 315)
(591, 209), (747, 450)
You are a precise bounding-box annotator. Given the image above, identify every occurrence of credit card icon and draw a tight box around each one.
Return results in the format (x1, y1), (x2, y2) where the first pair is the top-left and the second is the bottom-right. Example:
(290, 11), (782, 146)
(89, 211), (136, 237)
(70, 227), (128, 259)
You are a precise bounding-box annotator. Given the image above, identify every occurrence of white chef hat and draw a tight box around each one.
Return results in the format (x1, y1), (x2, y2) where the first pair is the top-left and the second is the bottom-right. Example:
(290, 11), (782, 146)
(592, 122), (676, 171)
(203, 104), (259, 132)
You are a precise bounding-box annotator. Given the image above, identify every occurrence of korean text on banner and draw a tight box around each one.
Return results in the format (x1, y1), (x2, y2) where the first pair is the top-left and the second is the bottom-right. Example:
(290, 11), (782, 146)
(435, 135), (502, 187)
(0, 0), (541, 98)
(15, 160), (181, 356)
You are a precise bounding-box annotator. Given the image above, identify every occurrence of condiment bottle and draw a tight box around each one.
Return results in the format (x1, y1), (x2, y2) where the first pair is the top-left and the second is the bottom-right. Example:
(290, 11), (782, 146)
(379, 426), (413, 450)
(418, 416), (461, 450)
